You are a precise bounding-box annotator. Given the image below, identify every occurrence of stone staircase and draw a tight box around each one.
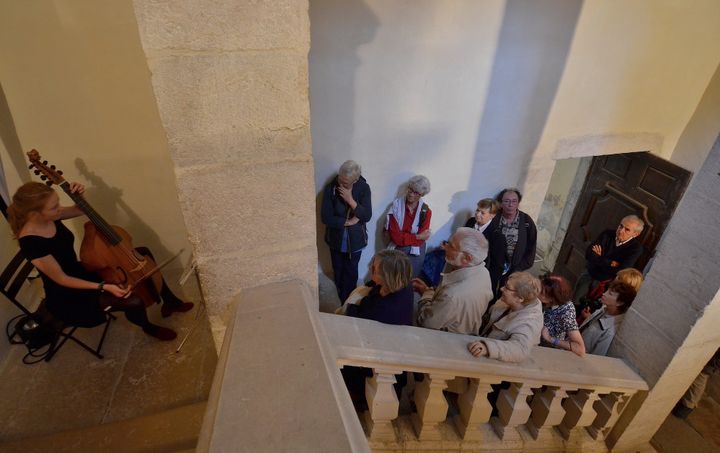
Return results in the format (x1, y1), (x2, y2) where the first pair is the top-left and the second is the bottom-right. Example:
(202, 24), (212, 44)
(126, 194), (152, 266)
(0, 402), (206, 453)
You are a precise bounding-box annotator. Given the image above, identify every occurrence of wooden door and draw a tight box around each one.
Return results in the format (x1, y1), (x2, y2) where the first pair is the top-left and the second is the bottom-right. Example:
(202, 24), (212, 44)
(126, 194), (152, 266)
(554, 152), (691, 285)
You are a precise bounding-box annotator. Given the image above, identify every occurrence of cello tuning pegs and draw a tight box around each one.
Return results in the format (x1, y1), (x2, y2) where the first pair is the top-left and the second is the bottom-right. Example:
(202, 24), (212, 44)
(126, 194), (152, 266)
(45, 181), (53, 186)
(34, 170), (40, 175)
(50, 165), (56, 170)
(28, 164), (34, 169)
(43, 160), (48, 165)
(58, 170), (63, 175)
(40, 175), (47, 180)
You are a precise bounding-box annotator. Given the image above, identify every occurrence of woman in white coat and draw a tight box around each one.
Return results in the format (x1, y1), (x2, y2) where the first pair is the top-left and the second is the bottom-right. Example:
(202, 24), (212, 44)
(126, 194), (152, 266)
(467, 271), (543, 363)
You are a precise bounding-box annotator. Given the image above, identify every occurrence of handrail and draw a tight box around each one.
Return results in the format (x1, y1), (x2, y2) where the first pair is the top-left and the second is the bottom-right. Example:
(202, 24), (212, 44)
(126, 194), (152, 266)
(321, 313), (647, 392)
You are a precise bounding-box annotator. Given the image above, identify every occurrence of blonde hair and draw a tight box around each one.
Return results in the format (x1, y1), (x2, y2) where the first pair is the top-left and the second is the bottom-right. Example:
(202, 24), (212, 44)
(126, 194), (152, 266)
(507, 271), (541, 304)
(7, 182), (55, 237)
(373, 250), (412, 293)
(615, 268), (643, 292)
(477, 198), (499, 215)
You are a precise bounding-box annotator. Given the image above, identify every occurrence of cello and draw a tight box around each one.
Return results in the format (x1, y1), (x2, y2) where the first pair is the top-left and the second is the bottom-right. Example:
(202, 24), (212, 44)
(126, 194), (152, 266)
(27, 150), (165, 307)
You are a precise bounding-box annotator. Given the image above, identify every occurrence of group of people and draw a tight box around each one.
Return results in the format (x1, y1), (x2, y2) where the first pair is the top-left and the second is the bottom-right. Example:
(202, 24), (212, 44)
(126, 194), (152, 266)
(324, 160), (646, 364)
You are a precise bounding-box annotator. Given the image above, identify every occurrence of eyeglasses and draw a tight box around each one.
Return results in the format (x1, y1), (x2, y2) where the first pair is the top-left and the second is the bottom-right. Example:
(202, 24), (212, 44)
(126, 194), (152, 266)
(442, 240), (458, 251)
(502, 199), (518, 205)
(407, 188), (422, 196)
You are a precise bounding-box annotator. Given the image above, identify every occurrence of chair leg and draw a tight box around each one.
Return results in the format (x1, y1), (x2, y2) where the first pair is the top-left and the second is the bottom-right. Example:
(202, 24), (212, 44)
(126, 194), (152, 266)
(45, 316), (114, 362)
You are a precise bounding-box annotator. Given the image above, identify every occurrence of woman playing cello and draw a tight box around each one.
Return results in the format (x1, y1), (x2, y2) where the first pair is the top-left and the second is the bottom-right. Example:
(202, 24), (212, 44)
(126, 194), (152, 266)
(8, 181), (193, 341)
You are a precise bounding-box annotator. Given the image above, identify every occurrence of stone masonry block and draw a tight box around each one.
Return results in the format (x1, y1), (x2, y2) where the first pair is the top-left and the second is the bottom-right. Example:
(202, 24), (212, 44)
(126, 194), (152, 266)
(168, 125), (311, 168)
(611, 314), (678, 387)
(649, 235), (720, 304)
(659, 190), (720, 255)
(148, 52), (309, 143)
(198, 246), (317, 319)
(176, 160), (316, 256)
(133, 0), (309, 51)
(629, 273), (703, 346)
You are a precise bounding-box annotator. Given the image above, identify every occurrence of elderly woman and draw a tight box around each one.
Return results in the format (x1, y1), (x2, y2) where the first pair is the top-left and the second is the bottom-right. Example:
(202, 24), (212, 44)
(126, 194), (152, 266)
(321, 160), (372, 304)
(343, 250), (414, 325)
(538, 273), (585, 357)
(464, 198), (506, 296)
(339, 250), (413, 408)
(495, 188), (537, 285)
(467, 271), (543, 363)
(386, 175), (432, 278)
(580, 281), (637, 356)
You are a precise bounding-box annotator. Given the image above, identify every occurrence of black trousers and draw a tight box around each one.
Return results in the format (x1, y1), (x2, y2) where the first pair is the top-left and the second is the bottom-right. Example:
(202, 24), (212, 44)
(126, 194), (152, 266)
(330, 249), (362, 303)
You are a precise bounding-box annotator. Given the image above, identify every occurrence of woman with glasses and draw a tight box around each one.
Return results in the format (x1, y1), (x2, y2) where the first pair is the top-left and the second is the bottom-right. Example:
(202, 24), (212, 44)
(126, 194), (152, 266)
(385, 175), (432, 278)
(464, 198), (506, 297)
(467, 272), (543, 363)
(495, 188), (537, 286)
(538, 273), (585, 357)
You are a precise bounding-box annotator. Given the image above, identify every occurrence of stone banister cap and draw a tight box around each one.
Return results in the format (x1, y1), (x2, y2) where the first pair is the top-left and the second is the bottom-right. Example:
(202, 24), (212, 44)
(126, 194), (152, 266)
(321, 313), (648, 392)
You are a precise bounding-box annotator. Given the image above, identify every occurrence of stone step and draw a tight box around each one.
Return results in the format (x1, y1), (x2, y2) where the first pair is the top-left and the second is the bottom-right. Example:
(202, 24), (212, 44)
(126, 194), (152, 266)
(0, 401), (206, 453)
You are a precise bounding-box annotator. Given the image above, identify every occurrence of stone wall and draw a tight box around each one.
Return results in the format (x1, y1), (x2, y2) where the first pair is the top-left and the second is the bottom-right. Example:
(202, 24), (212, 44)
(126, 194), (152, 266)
(132, 0), (317, 344)
(608, 134), (720, 450)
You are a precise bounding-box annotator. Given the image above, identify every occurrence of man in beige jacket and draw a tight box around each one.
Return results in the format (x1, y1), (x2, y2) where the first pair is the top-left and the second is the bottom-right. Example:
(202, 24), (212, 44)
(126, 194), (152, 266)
(413, 227), (494, 334)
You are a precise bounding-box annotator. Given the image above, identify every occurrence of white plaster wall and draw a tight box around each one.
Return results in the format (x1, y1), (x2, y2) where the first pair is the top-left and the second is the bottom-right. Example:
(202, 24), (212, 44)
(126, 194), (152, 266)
(523, 0), (720, 218)
(310, 0), (583, 287)
(546, 0), (720, 161)
(0, 1), (191, 271)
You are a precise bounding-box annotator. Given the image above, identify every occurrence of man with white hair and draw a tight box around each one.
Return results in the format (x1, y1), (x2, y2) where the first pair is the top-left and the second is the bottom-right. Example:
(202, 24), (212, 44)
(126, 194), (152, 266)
(574, 215), (645, 302)
(413, 227), (494, 334)
(321, 160), (372, 304)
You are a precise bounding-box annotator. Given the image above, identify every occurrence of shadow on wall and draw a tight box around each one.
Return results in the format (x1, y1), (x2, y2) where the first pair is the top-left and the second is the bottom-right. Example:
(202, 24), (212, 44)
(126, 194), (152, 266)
(311, 0), (379, 280)
(459, 0), (585, 211)
(72, 158), (173, 265)
(0, 82), (30, 197)
(311, 0), (583, 301)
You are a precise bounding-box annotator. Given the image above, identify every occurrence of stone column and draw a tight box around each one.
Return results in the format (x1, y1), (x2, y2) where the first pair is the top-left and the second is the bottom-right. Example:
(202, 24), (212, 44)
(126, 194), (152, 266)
(364, 368), (401, 442)
(131, 0), (317, 347)
(411, 373), (453, 440)
(607, 134), (720, 450)
(454, 377), (497, 441)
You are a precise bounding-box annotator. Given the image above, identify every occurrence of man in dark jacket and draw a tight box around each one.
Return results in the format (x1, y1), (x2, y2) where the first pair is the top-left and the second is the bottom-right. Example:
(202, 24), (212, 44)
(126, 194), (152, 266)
(321, 160), (372, 303)
(464, 198), (506, 297)
(574, 215), (644, 301)
(495, 188), (537, 290)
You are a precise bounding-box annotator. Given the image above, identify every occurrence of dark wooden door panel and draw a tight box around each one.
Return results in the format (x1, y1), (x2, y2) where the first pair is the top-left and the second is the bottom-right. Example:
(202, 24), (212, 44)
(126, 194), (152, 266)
(554, 152), (691, 285)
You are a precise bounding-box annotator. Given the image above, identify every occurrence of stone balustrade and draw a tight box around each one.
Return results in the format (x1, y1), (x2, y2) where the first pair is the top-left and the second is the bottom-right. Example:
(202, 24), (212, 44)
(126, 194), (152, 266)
(197, 280), (647, 452)
(321, 313), (648, 452)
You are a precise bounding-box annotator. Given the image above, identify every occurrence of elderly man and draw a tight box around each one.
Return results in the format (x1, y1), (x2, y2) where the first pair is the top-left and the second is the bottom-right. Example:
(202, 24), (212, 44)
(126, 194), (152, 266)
(413, 227), (494, 334)
(574, 215), (644, 302)
(321, 160), (372, 304)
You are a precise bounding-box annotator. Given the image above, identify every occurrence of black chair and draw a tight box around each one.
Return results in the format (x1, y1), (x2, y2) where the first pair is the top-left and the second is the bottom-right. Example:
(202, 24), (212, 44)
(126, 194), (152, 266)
(1, 249), (115, 362)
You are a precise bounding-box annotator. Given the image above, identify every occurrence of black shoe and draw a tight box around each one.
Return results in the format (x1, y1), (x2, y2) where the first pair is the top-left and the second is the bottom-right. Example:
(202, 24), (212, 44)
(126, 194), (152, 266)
(672, 402), (693, 419)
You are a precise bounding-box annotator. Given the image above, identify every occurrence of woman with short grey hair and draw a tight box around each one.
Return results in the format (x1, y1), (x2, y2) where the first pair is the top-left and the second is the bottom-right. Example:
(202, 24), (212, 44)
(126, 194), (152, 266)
(321, 160), (373, 304)
(467, 271), (543, 363)
(385, 175), (432, 278)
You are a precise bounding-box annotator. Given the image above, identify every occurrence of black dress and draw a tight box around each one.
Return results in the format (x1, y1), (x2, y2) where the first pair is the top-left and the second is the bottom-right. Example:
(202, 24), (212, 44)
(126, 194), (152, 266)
(19, 221), (106, 327)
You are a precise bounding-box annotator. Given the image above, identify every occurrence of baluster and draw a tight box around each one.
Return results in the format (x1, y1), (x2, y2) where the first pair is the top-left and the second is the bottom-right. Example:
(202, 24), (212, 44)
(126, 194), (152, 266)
(411, 373), (454, 440)
(491, 381), (540, 440)
(587, 392), (629, 440)
(557, 388), (601, 440)
(364, 368), (402, 442)
(453, 377), (497, 441)
(526, 385), (573, 442)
